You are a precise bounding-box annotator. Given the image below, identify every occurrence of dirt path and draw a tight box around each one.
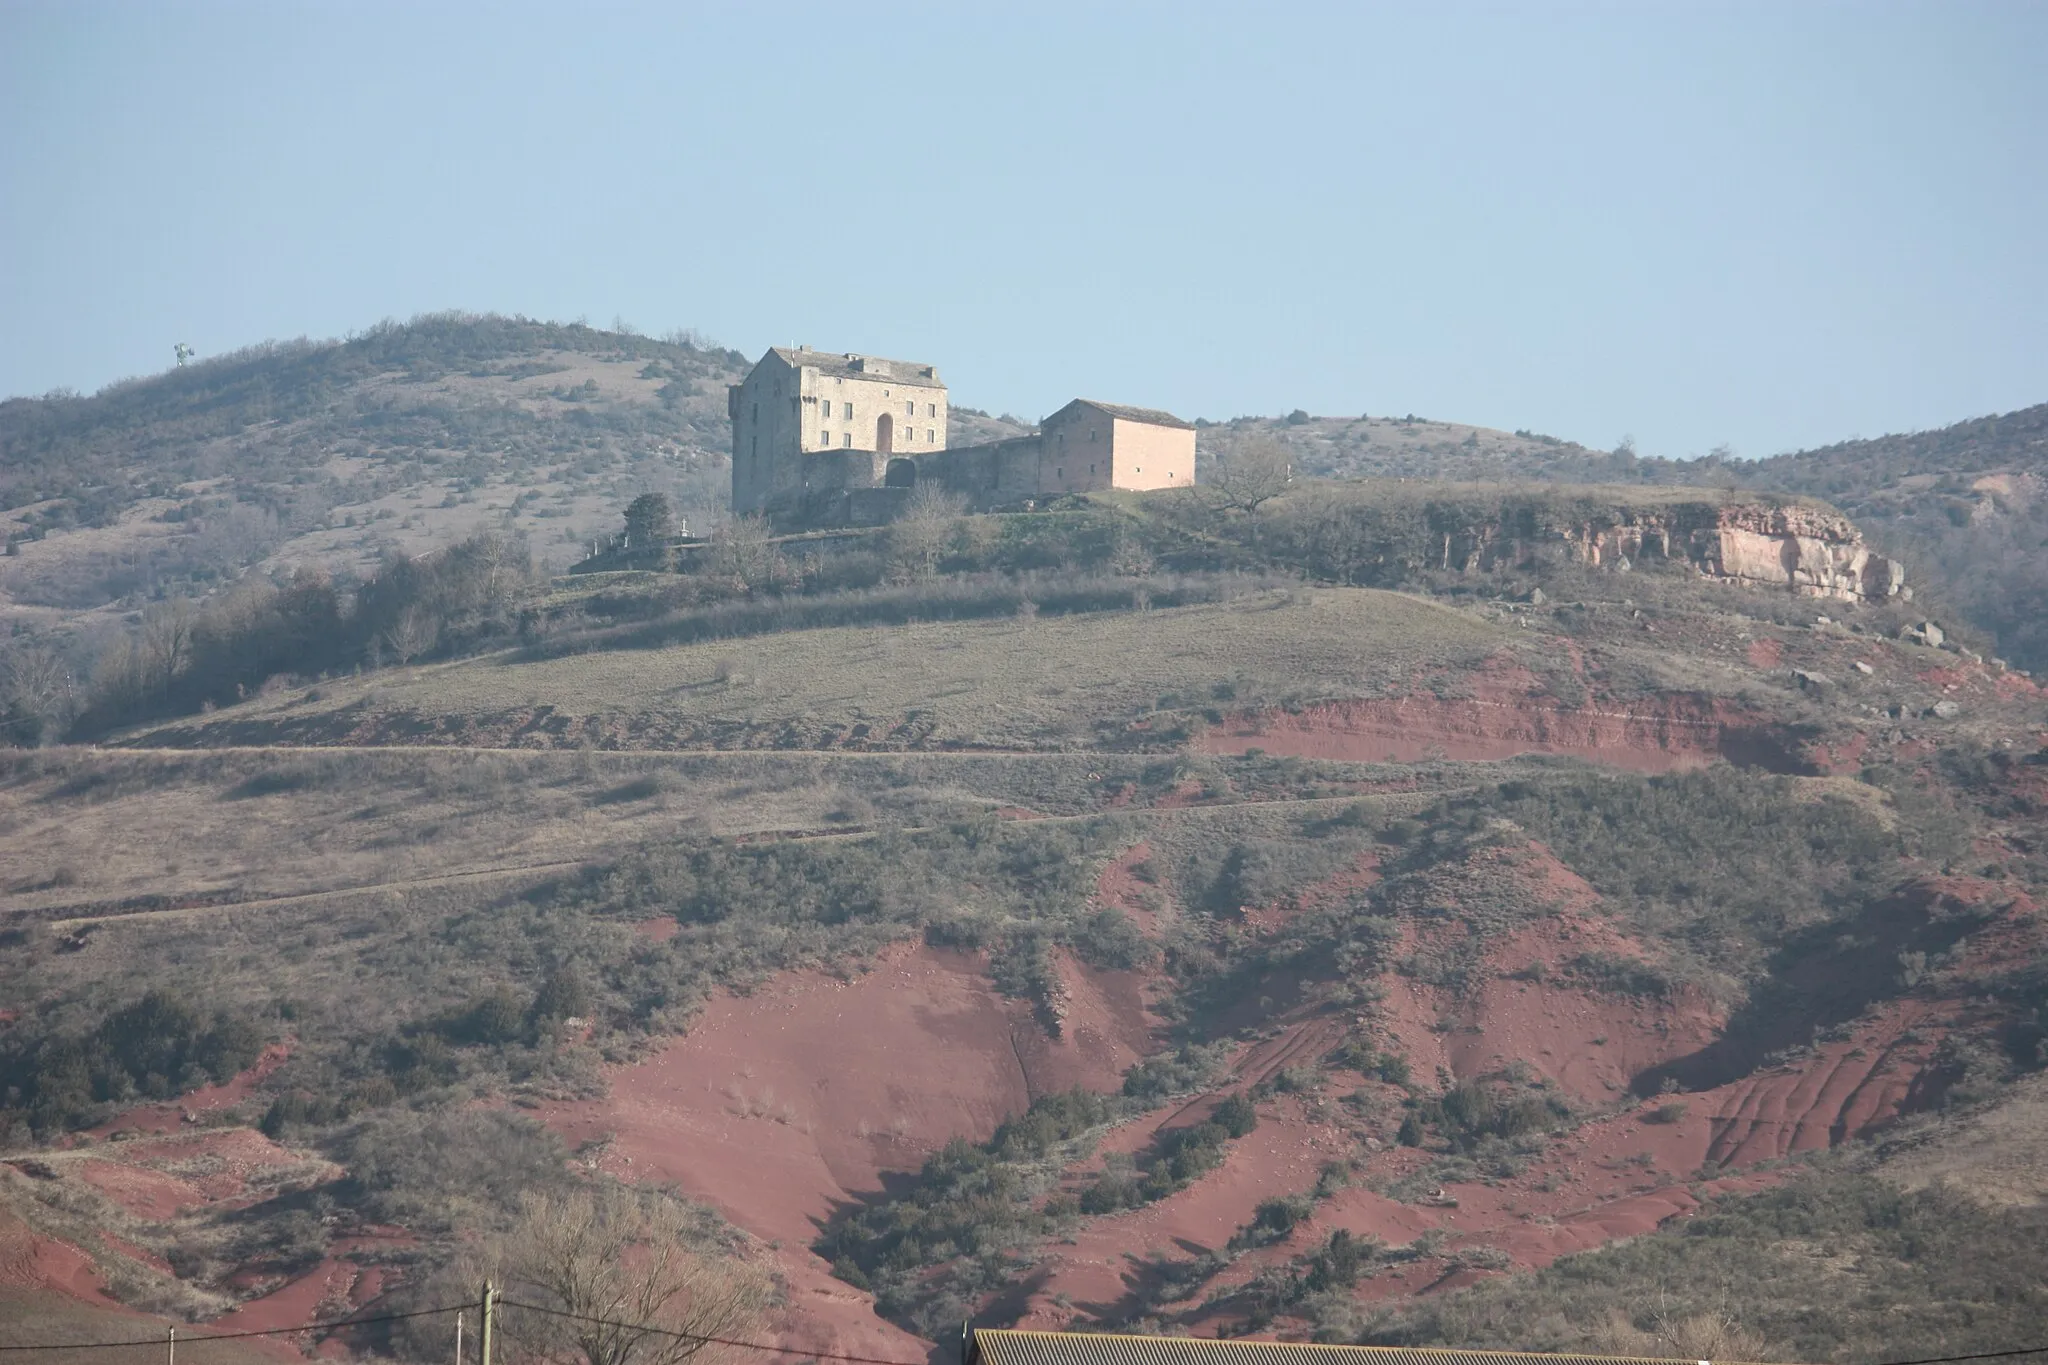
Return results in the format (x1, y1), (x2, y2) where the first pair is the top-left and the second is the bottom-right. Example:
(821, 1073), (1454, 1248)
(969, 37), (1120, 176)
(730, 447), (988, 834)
(42, 859), (590, 931)
(36, 792), (1452, 932)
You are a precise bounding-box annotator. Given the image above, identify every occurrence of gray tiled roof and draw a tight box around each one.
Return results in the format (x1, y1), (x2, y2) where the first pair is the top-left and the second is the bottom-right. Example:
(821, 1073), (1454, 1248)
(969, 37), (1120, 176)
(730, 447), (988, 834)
(766, 347), (945, 389)
(1059, 398), (1195, 430)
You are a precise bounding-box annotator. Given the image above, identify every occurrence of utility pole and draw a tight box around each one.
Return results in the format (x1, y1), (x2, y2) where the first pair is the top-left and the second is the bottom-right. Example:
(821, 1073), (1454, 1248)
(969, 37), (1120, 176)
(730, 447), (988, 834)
(479, 1280), (496, 1365)
(167, 1326), (175, 1365)
(456, 1309), (465, 1365)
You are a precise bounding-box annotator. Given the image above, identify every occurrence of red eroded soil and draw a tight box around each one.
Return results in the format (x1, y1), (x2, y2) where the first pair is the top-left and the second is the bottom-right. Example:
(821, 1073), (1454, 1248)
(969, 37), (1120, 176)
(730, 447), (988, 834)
(537, 941), (1161, 1360)
(91, 1044), (294, 1137)
(1378, 908), (1724, 1110)
(74, 1158), (208, 1220)
(0, 1207), (123, 1310)
(1015, 985), (1959, 1331)
(1198, 690), (1801, 773)
(1093, 842), (1167, 937)
(635, 914), (680, 942)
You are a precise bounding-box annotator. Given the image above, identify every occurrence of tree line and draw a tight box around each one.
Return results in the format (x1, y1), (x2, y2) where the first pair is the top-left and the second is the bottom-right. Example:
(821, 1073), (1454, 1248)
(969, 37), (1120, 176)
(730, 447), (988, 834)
(14, 531), (541, 739)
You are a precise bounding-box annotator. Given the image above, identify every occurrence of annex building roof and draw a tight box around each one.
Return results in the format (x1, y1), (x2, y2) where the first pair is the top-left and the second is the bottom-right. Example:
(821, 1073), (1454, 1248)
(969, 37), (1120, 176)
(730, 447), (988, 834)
(1057, 399), (1196, 430)
(765, 346), (944, 388)
(962, 1330), (1783, 1365)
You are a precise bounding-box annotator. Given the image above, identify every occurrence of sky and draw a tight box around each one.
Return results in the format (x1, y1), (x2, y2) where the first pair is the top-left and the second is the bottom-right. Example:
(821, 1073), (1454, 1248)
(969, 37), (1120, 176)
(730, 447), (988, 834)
(3, 1), (2044, 461)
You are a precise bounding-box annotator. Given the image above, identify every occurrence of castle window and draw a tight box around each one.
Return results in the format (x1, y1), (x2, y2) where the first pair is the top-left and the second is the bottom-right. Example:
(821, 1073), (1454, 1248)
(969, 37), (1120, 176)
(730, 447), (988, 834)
(927, 403), (936, 417)
(842, 401), (853, 419)
(926, 429), (935, 442)
(843, 432), (853, 447)
(905, 401), (915, 415)
(1057, 468), (1063, 479)
(821, 431), (831, 445)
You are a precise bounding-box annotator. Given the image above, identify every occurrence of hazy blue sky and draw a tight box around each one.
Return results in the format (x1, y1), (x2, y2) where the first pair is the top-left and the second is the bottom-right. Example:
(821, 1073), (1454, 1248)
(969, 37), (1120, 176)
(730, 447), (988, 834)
(3, 2), (2043, 459)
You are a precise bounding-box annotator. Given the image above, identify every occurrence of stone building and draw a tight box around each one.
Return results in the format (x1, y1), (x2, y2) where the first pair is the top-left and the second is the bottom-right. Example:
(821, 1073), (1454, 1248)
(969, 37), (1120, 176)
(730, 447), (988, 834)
(1033, 400), (1195, 494)
(728, 347), (949, 514)
(729, 347), (1194, 521)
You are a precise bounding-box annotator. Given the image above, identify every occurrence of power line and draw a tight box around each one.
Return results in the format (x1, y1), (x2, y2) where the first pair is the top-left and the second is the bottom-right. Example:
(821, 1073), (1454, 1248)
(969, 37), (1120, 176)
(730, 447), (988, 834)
(3, 1295), (2044, 1365)
(496, 1299), (923, 1365)
(0, 1303), (461, 1352)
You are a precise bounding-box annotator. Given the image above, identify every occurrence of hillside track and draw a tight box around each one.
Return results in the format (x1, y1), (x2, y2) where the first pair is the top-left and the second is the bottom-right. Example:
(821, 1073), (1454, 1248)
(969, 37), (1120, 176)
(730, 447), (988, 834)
(38, 858), (590, 932)
(23, 791), (1452, 933)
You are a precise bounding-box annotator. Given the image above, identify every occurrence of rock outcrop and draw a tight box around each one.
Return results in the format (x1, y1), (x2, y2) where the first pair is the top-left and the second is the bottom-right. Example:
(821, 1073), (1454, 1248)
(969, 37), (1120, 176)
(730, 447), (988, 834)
(1424, 495), (1910, 604)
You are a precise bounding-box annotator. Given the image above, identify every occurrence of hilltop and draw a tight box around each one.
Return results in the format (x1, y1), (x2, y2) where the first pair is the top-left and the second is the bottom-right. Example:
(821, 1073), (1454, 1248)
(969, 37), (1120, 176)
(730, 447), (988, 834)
(3, 314), (2040, 665)
(0, 314), (1026, 638)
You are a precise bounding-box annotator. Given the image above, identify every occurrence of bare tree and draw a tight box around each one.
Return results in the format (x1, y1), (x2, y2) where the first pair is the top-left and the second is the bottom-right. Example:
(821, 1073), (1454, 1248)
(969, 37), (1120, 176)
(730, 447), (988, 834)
(0, 644), (73, 745)
(492, 1187), (771, 1365)
(141, 599), (198, 697)
(1207, 433), (1293, 547)
(890, 482), (966, 578)
(708, 514), (782, 593)
(1597, 1306), (1774, 1363)
(384, 604), (440, 664)
(458, 531), (529, 608)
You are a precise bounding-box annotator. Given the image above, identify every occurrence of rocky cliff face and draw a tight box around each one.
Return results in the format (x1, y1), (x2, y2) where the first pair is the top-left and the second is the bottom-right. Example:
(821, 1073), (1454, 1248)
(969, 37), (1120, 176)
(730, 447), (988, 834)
(1432, 497), (1910, 603)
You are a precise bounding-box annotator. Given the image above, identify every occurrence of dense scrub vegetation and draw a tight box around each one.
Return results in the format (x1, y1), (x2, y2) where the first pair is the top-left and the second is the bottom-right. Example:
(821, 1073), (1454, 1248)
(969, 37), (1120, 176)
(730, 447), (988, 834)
(0, 990), (264, 1135)
(1354, 1167), (2048, 1363)
(813, 1057), (1254, 1337)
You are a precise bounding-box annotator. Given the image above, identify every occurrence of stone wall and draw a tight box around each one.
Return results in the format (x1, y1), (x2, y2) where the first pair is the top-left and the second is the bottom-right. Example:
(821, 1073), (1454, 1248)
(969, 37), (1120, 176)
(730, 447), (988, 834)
(732, 350), (950, 514)
(1108, 417), (1195, 491)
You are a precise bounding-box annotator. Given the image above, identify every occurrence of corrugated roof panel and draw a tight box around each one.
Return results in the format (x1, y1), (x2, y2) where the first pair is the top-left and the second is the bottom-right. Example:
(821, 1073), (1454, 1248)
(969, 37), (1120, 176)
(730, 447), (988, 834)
(966, 1329), (1783, 1365)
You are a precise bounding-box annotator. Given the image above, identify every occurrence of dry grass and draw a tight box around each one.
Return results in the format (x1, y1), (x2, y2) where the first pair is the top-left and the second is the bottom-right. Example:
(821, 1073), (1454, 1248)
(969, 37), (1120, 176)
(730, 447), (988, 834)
(116, 588), (1508, 752)
(0, 747), (1067, 916)
(0, 1286), (279, 1365)
(1878, 1070), (2048, 1208)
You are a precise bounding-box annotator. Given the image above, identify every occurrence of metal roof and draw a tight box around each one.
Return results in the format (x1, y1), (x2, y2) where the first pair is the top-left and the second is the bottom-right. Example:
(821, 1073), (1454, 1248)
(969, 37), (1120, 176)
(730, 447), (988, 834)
(963, 1329), (1781, 1365)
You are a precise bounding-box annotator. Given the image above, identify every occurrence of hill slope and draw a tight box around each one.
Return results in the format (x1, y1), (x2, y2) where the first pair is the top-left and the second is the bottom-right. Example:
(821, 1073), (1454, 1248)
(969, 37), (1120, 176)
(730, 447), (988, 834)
(3, 537), (2043, 1360)
(1215, 402), (2048, 669)
(0, 315), (1031, 637)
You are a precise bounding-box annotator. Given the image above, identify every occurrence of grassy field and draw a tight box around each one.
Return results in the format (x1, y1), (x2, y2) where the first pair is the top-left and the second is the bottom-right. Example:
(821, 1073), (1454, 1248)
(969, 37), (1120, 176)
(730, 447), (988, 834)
(117, 588), (1513, 752)
(0, 744), (1467, 921)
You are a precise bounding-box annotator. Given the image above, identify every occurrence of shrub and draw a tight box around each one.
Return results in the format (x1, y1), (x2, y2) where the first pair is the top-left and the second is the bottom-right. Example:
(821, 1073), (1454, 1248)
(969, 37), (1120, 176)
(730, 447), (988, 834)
(0, 991), (266, 1135)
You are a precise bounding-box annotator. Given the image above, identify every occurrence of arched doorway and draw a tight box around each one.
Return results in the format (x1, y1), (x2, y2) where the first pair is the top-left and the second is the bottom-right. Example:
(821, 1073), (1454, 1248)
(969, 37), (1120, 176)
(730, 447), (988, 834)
(876, 413), (894, 454)
(885, 458), (917, 488)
